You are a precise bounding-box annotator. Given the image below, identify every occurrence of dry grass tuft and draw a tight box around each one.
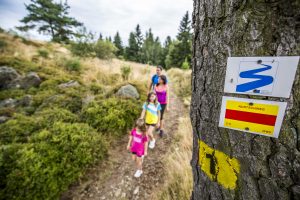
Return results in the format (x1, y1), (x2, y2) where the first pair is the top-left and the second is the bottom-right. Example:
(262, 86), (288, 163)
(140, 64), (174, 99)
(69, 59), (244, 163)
(155, 114), (193, 200)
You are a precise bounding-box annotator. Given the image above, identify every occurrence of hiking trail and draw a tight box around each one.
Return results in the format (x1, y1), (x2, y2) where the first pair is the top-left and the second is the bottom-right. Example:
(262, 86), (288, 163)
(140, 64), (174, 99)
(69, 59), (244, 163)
(61, 86), (185, 200)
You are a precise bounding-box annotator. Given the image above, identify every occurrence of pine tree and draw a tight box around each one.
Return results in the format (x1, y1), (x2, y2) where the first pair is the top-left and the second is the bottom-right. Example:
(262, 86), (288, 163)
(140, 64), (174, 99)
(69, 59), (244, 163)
(165, 11), (192, 68)
(113, 31), (124, 57)
(17, 0), (82, 43)
(125, 32), (139, 61)
(141, 29), (162, 65)
(135, 24), (143, 62)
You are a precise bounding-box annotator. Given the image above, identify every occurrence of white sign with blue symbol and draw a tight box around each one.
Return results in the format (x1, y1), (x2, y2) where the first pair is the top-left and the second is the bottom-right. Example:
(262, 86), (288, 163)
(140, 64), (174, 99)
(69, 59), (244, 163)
(224, 57), (299, 98)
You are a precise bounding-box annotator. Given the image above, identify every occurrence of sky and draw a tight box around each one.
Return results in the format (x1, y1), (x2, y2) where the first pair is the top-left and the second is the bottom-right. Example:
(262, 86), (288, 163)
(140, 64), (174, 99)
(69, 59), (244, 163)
(0, 0), (193, 44)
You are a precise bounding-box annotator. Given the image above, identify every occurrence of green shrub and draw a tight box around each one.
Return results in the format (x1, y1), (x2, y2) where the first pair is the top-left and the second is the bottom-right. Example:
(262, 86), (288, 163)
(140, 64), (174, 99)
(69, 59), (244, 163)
(63, 58), (82, 71)
(94, 40), (117, 59)
(0, 122), (107, 200)
(0, 39), (7, 51)
(90, 83), (105, 95)
(120, 65), (131, 81)
(37, 48), (49, 58)
(81, 98), (141, 137)
(70, 41), (95, 57)
(35, 107), (79, 127)
(181, 57), (190, 70)
(0, 114), (41, 144)
(0, 89), (25, 101)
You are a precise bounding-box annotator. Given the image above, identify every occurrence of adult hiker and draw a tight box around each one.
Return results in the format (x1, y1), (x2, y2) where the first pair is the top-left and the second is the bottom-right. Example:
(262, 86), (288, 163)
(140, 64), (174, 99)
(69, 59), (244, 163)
(154, 75), (169, 137)
(148, 65), (168, 93)
(140, 92), (161, 149)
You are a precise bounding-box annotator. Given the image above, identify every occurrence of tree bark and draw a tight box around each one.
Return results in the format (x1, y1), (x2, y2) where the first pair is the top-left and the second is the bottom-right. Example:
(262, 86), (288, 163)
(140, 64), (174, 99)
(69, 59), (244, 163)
(191, 0), (300, 199)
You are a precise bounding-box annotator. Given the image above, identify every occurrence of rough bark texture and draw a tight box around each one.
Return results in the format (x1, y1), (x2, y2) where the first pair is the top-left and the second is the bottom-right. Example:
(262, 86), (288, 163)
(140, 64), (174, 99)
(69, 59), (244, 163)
(191, 0), (300, 199)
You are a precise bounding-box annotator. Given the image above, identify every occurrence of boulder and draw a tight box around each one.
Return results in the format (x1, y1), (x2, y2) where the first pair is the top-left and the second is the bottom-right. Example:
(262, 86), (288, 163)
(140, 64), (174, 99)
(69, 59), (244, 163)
(58, 80), (80, 89)
(0, 98), (18, 108)
(20, 72), (42, 89)
(116, 84), (139, 99)
(0, 66), (21, 89)
(17, 95), (33, 106)
(0, 116), (9, 124)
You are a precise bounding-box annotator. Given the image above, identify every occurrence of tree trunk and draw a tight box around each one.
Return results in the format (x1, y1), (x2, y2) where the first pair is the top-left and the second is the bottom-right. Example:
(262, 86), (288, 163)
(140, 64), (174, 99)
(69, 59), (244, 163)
(190, 0), (300, 199)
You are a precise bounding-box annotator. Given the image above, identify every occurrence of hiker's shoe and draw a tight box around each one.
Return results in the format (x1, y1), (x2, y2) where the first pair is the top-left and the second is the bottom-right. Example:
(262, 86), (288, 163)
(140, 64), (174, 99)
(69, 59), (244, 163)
(149, 139), (156, 149)
(134, 170), (143, 178)
(159, 130), (164, 137)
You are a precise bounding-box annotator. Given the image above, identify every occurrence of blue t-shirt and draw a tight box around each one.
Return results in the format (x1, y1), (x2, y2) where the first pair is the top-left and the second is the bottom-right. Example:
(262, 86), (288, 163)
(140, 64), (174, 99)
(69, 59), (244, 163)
(151, 75), (168, 86)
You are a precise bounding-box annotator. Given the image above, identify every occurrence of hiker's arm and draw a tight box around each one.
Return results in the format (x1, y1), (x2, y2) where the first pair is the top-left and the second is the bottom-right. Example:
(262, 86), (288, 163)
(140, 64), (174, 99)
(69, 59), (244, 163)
(156, 110), (161, 128)
(140, 109), (146, 119)
(127, 135), (132, 150)
(167, 85), (170, 110)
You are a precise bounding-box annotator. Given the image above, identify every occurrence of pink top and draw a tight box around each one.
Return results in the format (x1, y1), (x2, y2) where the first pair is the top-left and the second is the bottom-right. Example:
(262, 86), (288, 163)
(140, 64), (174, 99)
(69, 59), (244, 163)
(155, 85), (168, 105)
(130, 128), (148, 156)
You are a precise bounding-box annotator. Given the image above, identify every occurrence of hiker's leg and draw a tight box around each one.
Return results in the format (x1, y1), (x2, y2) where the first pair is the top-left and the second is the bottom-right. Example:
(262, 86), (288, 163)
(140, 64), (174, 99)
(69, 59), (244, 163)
(147, 125), (155, 141)
(132, 154), (136, 161)
(136, 156), (142, 170)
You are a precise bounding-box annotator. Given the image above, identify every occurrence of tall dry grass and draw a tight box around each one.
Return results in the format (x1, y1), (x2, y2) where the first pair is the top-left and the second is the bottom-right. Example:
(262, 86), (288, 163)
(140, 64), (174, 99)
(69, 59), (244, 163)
(167, 68), (192, 106)
(155, 114), (193, 200)
(81, 58), (157, 88)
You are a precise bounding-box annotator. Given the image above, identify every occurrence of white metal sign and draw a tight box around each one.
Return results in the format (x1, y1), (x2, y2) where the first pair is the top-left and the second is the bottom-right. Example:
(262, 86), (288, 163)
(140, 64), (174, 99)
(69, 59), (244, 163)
(219, 96), (287, 138)
(224, 56), (299, 98)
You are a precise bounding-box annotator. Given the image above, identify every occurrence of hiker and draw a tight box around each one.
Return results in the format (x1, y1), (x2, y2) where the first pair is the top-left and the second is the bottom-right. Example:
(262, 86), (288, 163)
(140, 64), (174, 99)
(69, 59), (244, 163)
(127, 118), (148, 178)
(154, 75), (169, 137)
(140, 92), (161, 149)
(148, 65), (168, 93)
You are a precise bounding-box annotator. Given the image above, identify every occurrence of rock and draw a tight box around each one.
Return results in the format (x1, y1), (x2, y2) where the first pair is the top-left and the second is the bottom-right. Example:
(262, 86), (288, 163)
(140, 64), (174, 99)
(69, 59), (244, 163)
(0, 98), (17, 108)
(0, 66), (21, 89)
(114, 188), (121, 197)
(82, 95), (95, 106)
(121, 193), (126, 198)
(0, 116), (9, 124)
(58, 80), (80, 89)
(116, 84), (139, 99)
(17, 95), (32, 106)
(20, 72), (41, 89)
(133, 186), (139, 195)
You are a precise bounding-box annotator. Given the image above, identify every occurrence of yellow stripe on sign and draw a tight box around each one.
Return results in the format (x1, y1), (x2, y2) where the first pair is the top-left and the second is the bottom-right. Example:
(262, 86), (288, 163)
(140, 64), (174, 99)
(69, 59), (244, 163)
(226, 100), (279, 115)
(199, 140), (240, 190)
(224, 119), (274, 135)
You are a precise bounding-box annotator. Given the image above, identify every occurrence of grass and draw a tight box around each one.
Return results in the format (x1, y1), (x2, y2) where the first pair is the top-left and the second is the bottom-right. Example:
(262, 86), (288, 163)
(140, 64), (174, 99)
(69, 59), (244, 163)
(154, 114), (193, 200)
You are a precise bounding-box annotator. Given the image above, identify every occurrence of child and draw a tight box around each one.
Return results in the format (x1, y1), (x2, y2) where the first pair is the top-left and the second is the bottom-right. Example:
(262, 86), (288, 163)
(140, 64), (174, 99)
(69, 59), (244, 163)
(154, 75), (169, 137)
(140, 92), (161, 149)
(127, 118), (148, 178)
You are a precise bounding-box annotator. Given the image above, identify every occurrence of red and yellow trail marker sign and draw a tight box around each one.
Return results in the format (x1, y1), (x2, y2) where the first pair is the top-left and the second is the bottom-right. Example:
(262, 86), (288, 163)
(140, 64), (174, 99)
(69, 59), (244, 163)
(219, 96), (287, 138)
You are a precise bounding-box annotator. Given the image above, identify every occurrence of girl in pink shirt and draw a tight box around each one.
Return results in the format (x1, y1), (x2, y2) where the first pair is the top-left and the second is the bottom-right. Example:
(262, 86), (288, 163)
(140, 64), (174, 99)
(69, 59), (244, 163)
(127, 118), (148, 178)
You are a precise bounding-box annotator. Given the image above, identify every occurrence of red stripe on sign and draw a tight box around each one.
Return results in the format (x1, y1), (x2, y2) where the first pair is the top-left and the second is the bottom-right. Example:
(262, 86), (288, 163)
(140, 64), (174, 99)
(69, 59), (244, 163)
(225, 109), (277, 126)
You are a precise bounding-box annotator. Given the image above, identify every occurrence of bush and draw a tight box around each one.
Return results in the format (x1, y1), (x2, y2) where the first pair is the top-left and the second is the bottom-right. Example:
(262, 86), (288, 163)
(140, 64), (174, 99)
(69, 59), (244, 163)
(120, 65), (131, 81)
(0, 39), (7, 51)
(81, 98), (141, 137)
(37, 49), (49, 58)
(181, 57), (190, 70)
(63, 58), (82, 72)
(0, 114), (41, 144)
(0, 122), (107, 200)
(94, 40), (117, 59)
(70, 41), (95, 57)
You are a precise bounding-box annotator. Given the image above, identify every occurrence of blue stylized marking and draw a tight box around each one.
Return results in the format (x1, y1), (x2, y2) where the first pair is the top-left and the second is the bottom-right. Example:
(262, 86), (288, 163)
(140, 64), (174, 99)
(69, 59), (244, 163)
(236, 64), (274, 92)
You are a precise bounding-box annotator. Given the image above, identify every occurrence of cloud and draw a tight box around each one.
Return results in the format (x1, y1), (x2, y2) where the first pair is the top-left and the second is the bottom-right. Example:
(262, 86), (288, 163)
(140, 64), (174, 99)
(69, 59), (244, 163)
(0, 0), (193, 44)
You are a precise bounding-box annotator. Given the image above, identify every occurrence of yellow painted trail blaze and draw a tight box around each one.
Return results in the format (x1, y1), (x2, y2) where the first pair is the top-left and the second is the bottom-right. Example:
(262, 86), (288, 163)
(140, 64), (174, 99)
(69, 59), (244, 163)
(224, 119), (275, 135)
(199, 140), (240, 190)
(226, 100), (279, 115)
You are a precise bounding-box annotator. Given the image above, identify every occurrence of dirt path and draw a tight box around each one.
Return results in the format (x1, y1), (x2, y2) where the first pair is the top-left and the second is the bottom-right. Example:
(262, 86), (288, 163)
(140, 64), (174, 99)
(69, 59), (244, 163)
(61, 87), (184, 200)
